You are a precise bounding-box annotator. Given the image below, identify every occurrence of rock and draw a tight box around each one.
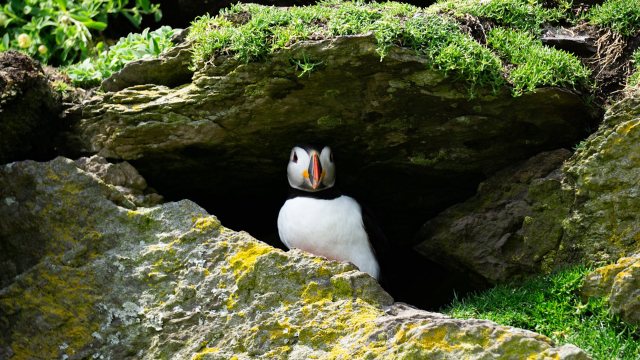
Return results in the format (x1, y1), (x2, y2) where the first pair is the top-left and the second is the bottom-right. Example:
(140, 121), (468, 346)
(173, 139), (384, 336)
(541, 26), (598, 57)
(100, 29), (194, 92)
(64, 34), (595, 246)
(559, 96), (640, 265)
(415, 149), (573, 285)
(0, 156), (161, 289)
(415, 95), (640, 284)
(0, 157), (588, 359)
(0, 51), (61, 163)
(581, 254), (640, 326)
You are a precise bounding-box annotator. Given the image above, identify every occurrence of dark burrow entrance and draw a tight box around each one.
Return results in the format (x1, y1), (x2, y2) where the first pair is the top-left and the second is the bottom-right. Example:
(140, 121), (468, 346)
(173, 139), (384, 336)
(130, 148), (490, 310)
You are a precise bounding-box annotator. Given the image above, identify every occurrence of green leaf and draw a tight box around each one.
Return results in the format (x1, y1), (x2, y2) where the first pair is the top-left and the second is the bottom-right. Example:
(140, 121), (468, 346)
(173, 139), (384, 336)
(55, 0), (67, 11)
(84, 20), (107, 31)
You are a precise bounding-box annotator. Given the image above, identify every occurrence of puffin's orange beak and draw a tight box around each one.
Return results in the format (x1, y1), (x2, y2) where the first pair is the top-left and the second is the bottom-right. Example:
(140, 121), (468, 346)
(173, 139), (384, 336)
(309, 152), (322, 189)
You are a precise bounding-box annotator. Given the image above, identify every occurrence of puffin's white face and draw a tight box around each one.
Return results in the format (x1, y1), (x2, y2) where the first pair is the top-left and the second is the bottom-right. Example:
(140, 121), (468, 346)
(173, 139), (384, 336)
(287, 146), (336, 192)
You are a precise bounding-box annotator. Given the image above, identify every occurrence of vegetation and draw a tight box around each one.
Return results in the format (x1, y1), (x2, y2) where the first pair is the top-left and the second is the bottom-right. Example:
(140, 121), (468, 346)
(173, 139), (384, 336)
(429, 0), (572, 34)
(444, 266), (640, 360)
(65, 26), (175, 87)
(586, 0), (640, 36)
(627, 49), (640, 89)
(486, 27), (591, 95)
(0, 0), (161, 65)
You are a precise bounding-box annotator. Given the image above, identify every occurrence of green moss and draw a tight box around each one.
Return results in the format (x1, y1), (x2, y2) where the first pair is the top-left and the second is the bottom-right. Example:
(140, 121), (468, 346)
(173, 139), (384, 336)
(586, 0), (640, 36)
(486, 27), (591, 95)
(444, 266), (640, 359)
(429, 0), (571, 34)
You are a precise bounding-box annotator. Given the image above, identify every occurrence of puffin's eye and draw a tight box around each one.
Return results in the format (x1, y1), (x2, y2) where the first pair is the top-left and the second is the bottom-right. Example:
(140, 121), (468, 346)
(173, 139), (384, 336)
(292, 152), (298, 163)
(329, 152), (334, 162)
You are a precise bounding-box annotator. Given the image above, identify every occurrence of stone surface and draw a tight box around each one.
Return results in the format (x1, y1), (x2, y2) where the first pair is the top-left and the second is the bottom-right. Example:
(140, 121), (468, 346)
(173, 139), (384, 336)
(415, 94), (640, 284)
(0, 51), (61, 163)
(559, 96), (640, 265)
(100, 30), (194, 92)
(581, 254), (640, 326)
(63, 34), (596, 247)
(415, 149), (573, 285)
(0, 157), (588, 359)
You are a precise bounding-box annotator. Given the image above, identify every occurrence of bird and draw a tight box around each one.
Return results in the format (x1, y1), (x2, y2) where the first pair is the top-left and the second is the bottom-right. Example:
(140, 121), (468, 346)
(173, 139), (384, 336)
(277, 145), (383, 280)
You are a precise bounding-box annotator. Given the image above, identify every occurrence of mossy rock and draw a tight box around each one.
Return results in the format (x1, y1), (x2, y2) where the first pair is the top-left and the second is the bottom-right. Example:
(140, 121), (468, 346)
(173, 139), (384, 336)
(0, 157), (588, 359)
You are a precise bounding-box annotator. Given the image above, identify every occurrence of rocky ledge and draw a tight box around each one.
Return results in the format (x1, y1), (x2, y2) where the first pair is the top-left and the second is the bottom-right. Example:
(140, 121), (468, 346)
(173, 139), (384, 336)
(0, 157), (588, 359)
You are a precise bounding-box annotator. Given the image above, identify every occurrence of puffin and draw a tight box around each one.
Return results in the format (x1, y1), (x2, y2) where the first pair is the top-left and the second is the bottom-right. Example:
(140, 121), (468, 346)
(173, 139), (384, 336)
(277, 145), (384, 280)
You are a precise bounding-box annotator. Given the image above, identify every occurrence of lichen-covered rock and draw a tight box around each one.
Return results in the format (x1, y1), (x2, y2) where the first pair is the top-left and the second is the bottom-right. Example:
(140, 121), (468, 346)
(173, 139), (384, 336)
(415, 149), (573, 285)
(0, 51), (61, 163)
(581, 254), (640, 326)
(560, 96), (640, 265)
(0, 157), (588, 359)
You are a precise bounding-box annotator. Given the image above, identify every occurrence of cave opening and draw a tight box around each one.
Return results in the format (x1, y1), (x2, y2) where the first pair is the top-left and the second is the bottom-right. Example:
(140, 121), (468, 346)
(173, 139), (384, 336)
(130, 146), (490, 311)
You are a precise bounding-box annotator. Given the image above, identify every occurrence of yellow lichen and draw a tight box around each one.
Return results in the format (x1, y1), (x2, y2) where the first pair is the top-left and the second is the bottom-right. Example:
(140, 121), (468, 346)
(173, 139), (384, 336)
(192, 347), (220, 360)
(193, 216), (221, 232)
(1, 265), (100, 359)
(229, 241), (274, 278)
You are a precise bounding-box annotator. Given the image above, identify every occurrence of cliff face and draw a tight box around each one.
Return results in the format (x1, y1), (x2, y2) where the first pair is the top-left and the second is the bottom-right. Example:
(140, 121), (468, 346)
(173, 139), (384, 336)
(0, 157), (588, 359)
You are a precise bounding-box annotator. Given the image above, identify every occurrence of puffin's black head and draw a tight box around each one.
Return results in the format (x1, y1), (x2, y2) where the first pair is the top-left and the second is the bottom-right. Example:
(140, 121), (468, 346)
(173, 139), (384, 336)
(286, 145), (336, 192)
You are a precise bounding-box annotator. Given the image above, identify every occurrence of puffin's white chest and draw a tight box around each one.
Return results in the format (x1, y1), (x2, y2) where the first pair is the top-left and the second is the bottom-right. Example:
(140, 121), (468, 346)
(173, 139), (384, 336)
(277, 195), (380, 279)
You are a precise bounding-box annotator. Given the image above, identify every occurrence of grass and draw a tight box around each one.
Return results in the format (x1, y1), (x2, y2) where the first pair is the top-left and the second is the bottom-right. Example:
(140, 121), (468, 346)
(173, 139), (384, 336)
(628, 49), (640, 89)
(65, 26), (176, 87)
(586, 0), (640, 36)
(429, 0), (572, 34)
(188, 1), (591, 97)
(486, 27), (591, 95)
(187, 1), (507, 95)
(444, 266), (640, 359)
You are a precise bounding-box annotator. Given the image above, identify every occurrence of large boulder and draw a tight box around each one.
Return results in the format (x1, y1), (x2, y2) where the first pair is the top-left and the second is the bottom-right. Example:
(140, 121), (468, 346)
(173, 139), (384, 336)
(0, 157), (588, 359)
(415, 149), (572, 285)
(581, 254), (640, 326)
(0, 51), (61, 163)
(63, 33), (595, 247)
(414, 95), (640, 284)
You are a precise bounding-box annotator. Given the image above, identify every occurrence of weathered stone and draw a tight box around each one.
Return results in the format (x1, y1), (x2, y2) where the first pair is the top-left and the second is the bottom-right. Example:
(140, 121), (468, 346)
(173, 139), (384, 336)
(581, 254), (640, 326)
(100, 30), (194, 92)
(559, 96), (640, 265)
(415, 94), (640, 284)
(0, 51), (61, 163)
(64, 34), (595, 246)
(0, 155), (160, 289)
(415, 149), (573, 285)
(0, 157), (588, 359)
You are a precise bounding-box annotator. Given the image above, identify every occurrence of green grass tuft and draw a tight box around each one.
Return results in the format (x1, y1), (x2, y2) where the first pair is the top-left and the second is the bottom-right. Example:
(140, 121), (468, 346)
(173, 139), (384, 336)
(444, 266), (640, 360)
(187, 1), (593, 97)
(587, 0), (640, 36)
(187, 1), (506, 95)
(487, 27), (591, 95)
(64, 26), (176, 87)
(429, 0), (571, 34)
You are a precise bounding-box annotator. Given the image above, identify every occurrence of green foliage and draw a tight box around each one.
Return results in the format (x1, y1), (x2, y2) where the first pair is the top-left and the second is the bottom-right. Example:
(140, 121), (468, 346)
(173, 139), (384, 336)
(444, 266), (640, 360)
(65, 26), (175, 87)
(188, 1), (505, 95)
(487, 27), (591, 95)
(628, 49), (640, 88)
(429, 0), (571, 34)
(0, 0), (162, 65)
(586, 0), (640, 36)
